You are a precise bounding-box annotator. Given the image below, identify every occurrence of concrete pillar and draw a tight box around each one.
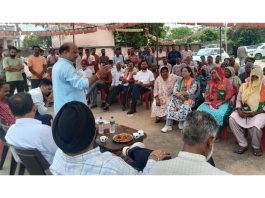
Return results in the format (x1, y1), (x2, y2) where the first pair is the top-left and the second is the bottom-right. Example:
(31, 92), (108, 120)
(3, 38), (7, 49)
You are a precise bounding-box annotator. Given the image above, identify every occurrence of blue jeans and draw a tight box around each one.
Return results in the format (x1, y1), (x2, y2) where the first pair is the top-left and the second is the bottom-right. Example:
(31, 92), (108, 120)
(35, 112), (53, 126)
(87, 82), (111, 105)
(130, 84), (150, 111)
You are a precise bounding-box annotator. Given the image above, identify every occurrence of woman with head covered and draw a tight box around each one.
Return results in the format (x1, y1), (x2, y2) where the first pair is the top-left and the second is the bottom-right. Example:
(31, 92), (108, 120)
(229, 68), (265, 156)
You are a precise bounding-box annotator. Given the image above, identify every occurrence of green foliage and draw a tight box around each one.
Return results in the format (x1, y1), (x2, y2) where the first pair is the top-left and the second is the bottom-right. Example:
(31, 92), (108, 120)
(227, 27), (265, 46)
(169, 27), (193, 40)
(113, 23), (166, 47)
(198, 29), (219, 42)
(167, 27), (219, 44)
(22, 35), (52, 48)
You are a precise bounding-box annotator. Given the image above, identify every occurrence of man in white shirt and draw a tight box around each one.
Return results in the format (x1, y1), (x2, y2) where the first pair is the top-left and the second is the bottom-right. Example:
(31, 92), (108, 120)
(159, 56), (172, 73)
(28, 78), (53, 126)
(215, 55), (221, 67)
(77, 59), (93, 79)
(206, 56), (217, 72)
(113, 47), (124, 66)
(75, 47), (83, 71)
(154, 46), (167, 66)
(237, 46), (247, 68)
(172, 57), (182, 76)
(181, 43), (193, 61)
(103, 63), (124, 111)
(148, 111), (230, 175)
(127, 60), (155, 115)
(5, 92), (58, 164)
(77, 60), (93, 95)
(83, 48), (96, 73)
(47, 48), (59, 67)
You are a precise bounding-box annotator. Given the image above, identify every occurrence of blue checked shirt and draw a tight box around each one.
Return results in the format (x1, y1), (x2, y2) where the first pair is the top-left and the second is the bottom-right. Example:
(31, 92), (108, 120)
(50, 147), (156, 175)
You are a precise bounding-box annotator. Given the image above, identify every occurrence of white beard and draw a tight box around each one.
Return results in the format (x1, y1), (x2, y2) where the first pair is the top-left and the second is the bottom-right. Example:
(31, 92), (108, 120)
(206, 145), (214, 161)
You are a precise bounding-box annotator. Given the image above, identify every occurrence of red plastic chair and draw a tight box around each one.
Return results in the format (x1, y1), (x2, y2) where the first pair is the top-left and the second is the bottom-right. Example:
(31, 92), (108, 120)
(221, 125), (229, 140)
(221, 85), (239, 141)
(142, 91), (152, 110)
(100, 90), (106, 101)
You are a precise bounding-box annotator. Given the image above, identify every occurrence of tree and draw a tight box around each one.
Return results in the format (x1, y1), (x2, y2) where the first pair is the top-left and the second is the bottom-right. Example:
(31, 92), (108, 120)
(22, 35), (52, 48)
(227, 27), (265, 46)
(169, 27), (193, 40)
(198, 29), (219, 43)
(167, 27), (219, 44)
(113, 23), (166, 47)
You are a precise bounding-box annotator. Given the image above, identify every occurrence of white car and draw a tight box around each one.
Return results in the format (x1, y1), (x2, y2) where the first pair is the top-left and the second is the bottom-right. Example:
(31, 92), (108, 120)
(248, 43), (265, 60)
(244, 45), (259, 53)
(193, 48), (229, 64)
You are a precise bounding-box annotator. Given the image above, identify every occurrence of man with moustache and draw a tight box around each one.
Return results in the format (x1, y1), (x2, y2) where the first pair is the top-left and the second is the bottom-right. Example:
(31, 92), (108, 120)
(3, 46), (24, 96)
(148, 111), (230, 175)
(127, 59), (154, 115)
(27, 45), (47, 88)
(52, 43), (110, 115)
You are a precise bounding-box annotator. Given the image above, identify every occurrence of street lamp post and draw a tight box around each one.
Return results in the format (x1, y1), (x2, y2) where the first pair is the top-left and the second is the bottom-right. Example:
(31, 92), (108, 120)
(72, 23), (75, 44)
(156, 23), (159, 66)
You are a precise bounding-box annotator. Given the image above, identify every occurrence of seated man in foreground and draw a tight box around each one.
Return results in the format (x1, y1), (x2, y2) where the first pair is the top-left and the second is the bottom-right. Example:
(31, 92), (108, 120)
(5, 93), (58, 164)
(28, 78), (53, 126)
(148, 111), (231, 175)
(50, 101), (169, 175)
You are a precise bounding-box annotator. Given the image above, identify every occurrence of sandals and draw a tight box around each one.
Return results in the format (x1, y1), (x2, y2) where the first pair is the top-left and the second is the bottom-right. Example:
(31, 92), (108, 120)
(234, 146), (263, 156)
(252, 148), (263, 156)
(155, 117), (162, 123)
(234, 146), (248, 154)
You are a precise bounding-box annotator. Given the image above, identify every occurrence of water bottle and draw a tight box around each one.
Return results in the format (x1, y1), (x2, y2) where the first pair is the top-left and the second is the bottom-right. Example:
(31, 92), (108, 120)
(109, 116), (115, 133)
(98, 117), (104, 134)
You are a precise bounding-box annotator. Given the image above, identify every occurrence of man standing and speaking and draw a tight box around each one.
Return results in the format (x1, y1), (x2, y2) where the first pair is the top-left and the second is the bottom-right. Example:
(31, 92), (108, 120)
(52, 43), (110, 114)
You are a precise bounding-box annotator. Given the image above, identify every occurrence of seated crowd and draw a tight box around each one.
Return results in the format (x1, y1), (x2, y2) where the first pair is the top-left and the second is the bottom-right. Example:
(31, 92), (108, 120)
(0, 42), (264, 175)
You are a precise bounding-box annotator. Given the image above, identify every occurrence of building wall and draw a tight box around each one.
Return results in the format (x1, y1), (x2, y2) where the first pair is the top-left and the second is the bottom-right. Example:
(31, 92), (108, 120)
(51, 29), (115, 48)
(0, 38), (19, 49)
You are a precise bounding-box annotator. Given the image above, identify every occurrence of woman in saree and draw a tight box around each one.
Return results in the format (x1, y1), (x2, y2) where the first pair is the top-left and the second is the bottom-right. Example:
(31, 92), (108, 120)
(197, 67), (234, 140)
(161, 66), (198, 132)
(151, 66), (178, 123)
(197, 65), (211, 106)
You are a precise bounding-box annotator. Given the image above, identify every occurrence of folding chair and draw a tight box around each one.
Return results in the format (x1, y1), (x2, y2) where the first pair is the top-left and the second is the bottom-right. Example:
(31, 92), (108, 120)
(13, 147), (51, 175)
(0, 122), (25, 175)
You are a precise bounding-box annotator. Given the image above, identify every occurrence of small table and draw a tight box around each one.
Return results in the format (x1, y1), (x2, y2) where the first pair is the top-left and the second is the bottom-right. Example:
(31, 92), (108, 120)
(95, 124), (146, 152)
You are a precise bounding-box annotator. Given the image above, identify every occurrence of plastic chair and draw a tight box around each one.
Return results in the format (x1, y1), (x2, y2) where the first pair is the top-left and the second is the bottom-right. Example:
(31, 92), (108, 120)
(221, 85), (239, 141)
(13, 147), (51, 175)
(141, 91), (152, 110)
(100, 89), (106, 101)
(0, 123), (25, 175)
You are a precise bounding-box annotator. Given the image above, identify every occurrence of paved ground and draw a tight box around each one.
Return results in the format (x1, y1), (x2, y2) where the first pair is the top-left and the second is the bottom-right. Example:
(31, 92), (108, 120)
(0, 59), (264, 175)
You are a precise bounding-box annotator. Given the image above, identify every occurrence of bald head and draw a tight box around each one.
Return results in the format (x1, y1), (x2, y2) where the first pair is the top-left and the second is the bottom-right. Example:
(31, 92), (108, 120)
(59, 42), (78, 62)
